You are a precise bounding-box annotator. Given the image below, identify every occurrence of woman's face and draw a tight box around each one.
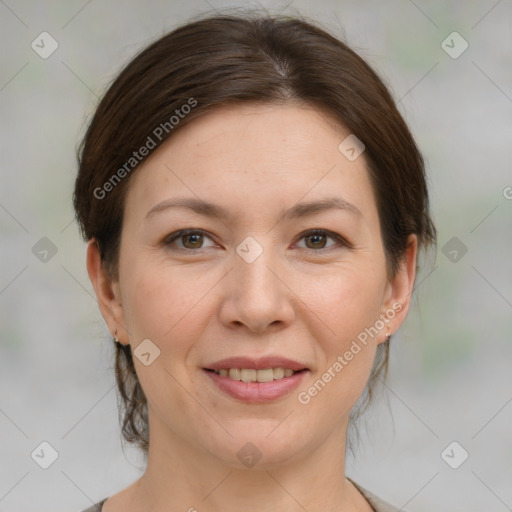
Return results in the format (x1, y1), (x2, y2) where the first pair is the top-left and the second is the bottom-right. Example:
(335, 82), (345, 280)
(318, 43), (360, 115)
(90, 103), (416, 469)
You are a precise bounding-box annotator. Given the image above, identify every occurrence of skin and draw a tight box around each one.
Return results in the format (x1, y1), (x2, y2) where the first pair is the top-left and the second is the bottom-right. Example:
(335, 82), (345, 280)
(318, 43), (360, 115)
(87, 103), (417, 512)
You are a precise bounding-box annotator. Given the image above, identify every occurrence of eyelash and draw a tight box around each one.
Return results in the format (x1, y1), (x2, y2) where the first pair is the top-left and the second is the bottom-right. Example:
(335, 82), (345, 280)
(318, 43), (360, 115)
(162, 228), (352, 253)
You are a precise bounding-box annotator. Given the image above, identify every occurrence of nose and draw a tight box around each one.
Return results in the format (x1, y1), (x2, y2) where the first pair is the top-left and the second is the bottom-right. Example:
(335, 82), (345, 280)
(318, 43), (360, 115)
(219, 245), (296, 334)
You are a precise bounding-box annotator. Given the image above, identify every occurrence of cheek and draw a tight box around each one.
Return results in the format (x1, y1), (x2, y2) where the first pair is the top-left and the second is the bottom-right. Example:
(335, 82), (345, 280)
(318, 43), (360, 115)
(297, 263), (385, 337)
(120, 258), (216, 346)
(120, 263), (212, 408)
(295, 265), (385, 395)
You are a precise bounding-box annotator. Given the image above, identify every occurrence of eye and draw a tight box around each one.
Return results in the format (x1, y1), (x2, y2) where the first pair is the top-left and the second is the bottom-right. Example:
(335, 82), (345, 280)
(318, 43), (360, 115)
(162, 228), (351, 253)
(163, 229), (217, 251)
(295, 229), (350, 251)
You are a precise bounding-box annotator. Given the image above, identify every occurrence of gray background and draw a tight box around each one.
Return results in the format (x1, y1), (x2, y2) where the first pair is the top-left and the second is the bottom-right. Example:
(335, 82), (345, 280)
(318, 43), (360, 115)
(1, 1), (511, 511)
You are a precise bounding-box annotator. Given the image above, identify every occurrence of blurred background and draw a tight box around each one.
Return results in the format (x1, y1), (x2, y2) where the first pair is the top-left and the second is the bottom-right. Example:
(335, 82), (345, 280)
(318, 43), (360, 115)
(1, 1), (511, 511)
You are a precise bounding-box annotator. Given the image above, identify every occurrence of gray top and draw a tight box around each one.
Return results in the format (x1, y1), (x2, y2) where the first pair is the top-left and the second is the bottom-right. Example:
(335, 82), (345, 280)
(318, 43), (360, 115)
(80, 478), (404, 512)
(349, 478), (405, 512)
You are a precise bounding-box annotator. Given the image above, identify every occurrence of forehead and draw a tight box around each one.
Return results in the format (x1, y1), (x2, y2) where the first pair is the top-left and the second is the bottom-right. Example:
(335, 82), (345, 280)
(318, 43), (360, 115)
(124, 102), (378, 224)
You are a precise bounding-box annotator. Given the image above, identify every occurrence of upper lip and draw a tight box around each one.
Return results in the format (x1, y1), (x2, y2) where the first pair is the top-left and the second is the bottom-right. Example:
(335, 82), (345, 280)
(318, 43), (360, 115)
(205, 356), (308, 371)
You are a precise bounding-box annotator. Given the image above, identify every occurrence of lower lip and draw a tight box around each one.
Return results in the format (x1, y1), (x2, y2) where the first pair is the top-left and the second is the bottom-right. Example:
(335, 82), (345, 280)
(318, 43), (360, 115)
(203, 369), (308, 403)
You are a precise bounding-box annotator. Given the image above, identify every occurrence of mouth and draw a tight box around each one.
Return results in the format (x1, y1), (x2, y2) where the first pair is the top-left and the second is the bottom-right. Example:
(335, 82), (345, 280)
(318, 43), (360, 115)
(203, 356), (309, 403)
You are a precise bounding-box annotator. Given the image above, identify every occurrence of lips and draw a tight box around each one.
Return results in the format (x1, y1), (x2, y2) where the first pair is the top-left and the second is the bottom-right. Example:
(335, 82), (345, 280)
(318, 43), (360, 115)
(203, 356), (309, 403)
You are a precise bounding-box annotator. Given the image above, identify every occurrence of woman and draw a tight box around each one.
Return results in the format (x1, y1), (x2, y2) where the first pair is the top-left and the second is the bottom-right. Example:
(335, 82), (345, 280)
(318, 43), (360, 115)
(74, 11), (436, 512)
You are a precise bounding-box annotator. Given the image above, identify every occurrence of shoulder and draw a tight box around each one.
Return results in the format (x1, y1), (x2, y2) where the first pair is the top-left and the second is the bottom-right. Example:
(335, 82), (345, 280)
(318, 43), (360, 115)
(348, 478), (405, 512)
(79, 498), (108, 512)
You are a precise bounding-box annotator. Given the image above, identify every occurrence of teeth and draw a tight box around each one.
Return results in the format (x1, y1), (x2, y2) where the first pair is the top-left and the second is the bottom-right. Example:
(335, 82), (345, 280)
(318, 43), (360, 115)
(273, 367), (284, 379)
(253, 368), (273, 382)
(214, 367), (299, 382)
(228, 368), (241, 380)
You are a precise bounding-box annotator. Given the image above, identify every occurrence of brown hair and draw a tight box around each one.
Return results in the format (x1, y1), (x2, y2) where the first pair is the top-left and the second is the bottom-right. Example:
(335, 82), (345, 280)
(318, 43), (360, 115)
(73, 11), (436, 456)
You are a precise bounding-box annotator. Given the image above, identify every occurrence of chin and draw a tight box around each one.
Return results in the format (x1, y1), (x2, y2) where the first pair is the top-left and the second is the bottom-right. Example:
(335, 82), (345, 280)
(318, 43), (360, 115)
(204, 425), (313, 471)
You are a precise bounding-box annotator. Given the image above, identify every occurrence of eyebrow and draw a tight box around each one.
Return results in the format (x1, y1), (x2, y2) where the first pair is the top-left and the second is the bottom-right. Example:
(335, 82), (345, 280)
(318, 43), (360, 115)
(145, 196), (362, 221)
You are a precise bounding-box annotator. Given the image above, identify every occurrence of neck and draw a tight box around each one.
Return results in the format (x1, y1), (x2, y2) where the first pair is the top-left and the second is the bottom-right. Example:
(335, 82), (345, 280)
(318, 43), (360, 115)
(127, 414), (367, 512)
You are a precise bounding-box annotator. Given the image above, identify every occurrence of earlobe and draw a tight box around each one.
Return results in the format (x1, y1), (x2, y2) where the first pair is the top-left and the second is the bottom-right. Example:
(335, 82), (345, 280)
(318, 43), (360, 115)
(379, 234), (418, 342)
(86, 239), (128, 344)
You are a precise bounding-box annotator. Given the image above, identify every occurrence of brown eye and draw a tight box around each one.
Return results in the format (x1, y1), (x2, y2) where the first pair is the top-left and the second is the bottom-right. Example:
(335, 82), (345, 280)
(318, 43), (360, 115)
(164, 230), (216, 251)
(296, 229), (345, 251)
(304, 233), (328, 249)
(181, 233), (204, 249)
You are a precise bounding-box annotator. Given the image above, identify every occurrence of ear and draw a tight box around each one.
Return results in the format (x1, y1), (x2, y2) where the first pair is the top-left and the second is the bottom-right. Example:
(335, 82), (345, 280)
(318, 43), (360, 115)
(86, 239), (129, 345)
(378, 234), (418, 344)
